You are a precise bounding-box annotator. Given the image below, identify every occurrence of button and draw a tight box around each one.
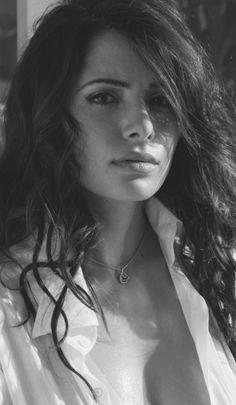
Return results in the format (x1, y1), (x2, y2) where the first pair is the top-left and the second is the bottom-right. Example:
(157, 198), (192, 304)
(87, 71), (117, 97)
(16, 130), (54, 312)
(79, 337), (89, 348)
(94, 387), (103, 397)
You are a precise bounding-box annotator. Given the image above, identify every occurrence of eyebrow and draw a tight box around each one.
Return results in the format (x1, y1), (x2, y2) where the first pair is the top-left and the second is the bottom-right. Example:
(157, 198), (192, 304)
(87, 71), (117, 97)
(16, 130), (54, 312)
(78, 78), (160, 91)
(78, 78), (131, 91)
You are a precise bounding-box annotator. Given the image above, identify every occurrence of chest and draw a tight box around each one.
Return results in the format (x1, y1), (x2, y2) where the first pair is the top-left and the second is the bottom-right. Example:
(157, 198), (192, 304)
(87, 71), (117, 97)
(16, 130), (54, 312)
(88, 259), (211, 405)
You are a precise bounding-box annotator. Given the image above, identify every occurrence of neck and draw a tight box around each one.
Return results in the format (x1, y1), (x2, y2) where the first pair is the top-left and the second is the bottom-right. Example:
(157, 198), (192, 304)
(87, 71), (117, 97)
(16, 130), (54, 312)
(83, 190), (148, 268)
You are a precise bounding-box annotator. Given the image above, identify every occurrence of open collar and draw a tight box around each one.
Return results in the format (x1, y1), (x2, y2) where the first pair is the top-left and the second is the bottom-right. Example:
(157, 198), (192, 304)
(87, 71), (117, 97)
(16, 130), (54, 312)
(30, 197), (183, 339)
(24, 198), (215, 393)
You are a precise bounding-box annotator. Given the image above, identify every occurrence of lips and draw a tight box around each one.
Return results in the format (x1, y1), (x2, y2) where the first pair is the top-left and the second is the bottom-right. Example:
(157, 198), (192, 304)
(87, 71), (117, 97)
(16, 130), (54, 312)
(114, 152), (159, 165)
(113, 151), (159, 173)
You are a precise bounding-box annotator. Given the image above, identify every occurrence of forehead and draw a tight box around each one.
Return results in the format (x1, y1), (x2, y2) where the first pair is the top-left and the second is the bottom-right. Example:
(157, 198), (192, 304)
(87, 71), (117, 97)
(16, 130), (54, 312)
(77, 29), (155, 86)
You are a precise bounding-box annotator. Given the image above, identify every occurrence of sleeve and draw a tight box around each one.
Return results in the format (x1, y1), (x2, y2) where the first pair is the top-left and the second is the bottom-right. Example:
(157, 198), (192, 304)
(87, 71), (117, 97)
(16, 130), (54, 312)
(0, 284), (13, 405)
(209, 308), (236, 375)
(0, 366), (12, 405)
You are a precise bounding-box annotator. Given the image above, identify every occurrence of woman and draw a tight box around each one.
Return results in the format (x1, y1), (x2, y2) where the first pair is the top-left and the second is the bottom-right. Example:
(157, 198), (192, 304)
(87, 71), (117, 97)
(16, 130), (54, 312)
(0, 0), (236, 404)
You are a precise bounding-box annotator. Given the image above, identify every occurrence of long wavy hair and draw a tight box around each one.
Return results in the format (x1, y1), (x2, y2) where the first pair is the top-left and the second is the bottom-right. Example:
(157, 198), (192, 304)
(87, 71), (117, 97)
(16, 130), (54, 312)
(1, 0), (236, 400)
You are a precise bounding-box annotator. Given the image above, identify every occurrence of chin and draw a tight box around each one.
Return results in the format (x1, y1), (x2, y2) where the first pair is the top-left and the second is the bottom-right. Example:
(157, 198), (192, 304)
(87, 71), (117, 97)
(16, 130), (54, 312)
(125, 177), (165, 199)
(113, 182), (162, 202)
(82, 177), (165, 202)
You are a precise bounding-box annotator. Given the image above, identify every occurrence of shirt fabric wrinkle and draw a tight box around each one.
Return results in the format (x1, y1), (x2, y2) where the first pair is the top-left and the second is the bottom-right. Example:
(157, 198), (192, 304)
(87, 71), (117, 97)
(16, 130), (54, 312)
(0, 197), (236, 404)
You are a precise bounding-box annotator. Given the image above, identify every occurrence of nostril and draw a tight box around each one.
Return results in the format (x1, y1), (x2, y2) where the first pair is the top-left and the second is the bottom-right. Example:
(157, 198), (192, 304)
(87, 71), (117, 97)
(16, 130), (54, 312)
(129, 132), (139, 138)
(121, 112), (154, 140)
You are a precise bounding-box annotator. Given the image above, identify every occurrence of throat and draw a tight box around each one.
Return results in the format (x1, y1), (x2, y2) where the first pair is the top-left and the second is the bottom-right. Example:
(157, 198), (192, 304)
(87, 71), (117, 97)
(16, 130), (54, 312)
(85, 210), (149, 285)
(86, 197), (147, 262)
(87, 225), (147, 285)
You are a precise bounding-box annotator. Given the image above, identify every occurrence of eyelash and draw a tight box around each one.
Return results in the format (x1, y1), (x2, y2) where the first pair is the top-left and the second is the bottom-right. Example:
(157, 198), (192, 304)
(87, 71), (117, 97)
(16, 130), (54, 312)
(86, 91), (170, 110)
(148, 95), (170, 109)
(87, 91), (119, 105)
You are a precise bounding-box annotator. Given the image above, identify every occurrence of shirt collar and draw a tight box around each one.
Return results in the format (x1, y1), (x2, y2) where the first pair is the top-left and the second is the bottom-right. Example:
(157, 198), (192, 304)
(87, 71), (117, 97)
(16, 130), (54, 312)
(145, 197), (183, 268)
(30, 197), (182, 339)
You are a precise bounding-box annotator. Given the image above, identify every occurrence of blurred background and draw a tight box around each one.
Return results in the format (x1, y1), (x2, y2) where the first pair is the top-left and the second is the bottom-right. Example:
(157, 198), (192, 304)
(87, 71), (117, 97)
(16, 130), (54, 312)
(0, 0), (236, 107)
(0, 0), (16, 109)
(180, 0), (236, 93)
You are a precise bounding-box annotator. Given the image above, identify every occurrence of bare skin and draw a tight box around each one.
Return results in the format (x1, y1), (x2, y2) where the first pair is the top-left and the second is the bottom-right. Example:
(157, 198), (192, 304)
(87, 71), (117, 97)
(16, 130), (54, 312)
(86, 216), (211, 405)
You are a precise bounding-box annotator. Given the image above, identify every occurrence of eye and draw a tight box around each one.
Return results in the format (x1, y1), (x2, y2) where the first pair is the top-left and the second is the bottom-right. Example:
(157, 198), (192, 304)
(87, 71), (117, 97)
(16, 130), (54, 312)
(87, 91), (118, 105)
(148, 94), (170, 109)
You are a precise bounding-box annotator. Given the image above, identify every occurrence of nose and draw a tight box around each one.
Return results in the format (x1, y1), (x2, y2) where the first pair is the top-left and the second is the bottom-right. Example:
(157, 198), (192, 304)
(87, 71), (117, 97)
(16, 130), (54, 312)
(121, 105), (155, 142)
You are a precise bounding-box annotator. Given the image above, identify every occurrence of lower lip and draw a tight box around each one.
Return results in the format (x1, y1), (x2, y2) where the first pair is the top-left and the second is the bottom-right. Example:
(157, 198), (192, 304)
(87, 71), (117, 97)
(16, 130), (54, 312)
(113, 160), (158, 173)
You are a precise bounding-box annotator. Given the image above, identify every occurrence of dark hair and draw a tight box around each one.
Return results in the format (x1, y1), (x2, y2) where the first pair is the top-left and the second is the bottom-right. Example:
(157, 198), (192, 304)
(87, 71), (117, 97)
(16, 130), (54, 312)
(1, 0), (236, 400)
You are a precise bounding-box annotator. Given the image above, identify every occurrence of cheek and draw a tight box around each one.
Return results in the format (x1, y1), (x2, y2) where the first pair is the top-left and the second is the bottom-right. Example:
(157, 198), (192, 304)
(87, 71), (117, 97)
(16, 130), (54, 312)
(167, 134), (180, 158)
(80, 114), (119, 150)
(158, 132), (180, 174)
(80, 106), (118, 133)
(158, 122), (180, 154)
(75, 127), (109, 180)
(153, 110), (180, 141)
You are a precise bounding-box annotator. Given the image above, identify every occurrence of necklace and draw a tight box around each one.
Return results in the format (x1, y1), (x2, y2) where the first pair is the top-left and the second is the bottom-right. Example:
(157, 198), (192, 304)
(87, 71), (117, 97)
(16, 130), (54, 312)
(87, 227), (146, 285)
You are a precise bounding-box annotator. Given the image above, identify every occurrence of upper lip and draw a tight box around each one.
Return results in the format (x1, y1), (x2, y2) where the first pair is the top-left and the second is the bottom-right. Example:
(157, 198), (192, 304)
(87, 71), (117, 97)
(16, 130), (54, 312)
(114, 152), (159, 164)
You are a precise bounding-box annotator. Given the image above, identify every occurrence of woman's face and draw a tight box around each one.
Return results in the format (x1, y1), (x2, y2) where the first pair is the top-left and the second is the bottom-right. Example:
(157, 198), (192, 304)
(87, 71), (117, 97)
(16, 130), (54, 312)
(70, 30), (180, 202)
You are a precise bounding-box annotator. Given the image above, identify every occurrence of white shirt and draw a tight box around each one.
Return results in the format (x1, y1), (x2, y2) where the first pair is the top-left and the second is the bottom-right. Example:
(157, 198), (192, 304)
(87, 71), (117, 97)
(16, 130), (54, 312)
(0, 198), (236, 404)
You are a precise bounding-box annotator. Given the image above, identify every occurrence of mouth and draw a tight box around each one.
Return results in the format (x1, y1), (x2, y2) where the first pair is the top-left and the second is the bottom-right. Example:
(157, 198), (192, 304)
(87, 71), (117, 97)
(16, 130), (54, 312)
(114, 152), (159, 165)
(113, 152), (159, 173)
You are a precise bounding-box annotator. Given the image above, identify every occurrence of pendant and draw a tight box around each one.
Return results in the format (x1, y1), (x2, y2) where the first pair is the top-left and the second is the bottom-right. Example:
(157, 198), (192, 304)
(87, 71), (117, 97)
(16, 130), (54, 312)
(119, 269), (130, 284)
